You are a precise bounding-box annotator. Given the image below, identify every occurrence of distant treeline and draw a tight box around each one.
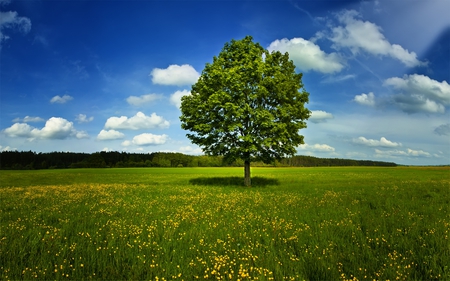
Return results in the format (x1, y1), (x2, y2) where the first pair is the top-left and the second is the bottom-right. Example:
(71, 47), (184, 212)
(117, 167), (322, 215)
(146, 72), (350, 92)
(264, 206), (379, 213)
(0, 151), (397, 170)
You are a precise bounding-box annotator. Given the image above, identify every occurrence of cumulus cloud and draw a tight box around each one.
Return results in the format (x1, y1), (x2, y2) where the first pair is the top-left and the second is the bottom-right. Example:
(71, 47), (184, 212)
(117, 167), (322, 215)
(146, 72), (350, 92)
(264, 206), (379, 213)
(151, 64), (200, 86)
(97, 129), (125, 140)
(170, 90), (191, 108)
(267, 37), (344, 73)
(12, 116), (44, 123)
(0, 9), (31, 47)
(122, 133), (169, 146)
(126, 94), (162, 106)
(75, 114), (94, 123)
(329, 10), (426, 67)
(3, 117), (87, 140)
(353, 136), (401, 147)
(298, 143), (336, 152)
(434, 123), (450, 136)
(375, 148), (431, 158)
(354, 92), (375, 107)
(50, 94), (73, 104)
(3, 123), (33, 138)
(309, 110), (334, 123)
(131, 133), (168, 146)
(104, 112), (169, 130)
(384, 74), (450, 114)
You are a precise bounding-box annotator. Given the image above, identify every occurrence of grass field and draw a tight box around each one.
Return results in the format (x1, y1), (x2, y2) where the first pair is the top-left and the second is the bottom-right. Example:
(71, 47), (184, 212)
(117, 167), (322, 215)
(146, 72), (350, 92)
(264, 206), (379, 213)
(0, 167), (449, 280)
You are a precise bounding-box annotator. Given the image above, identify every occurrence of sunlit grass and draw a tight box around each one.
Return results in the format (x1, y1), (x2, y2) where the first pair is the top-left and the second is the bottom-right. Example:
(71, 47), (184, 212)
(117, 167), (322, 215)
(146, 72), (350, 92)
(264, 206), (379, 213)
(0, 167), (449, 280)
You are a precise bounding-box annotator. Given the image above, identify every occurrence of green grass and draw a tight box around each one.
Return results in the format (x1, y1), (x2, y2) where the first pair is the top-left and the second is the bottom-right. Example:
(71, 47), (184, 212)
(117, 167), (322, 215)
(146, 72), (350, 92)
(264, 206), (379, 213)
(0, 167), (449, 280)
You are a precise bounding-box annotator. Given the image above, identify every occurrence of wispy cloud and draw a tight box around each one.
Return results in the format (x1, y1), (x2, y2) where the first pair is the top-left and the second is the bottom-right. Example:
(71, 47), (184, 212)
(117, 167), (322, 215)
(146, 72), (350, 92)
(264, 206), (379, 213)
(126, 94), (162, 106)
(0, 8), (31, 48)
(75, 114), (94, 123)
(12, 116), (45, 123)
(50, 94), (73, 104)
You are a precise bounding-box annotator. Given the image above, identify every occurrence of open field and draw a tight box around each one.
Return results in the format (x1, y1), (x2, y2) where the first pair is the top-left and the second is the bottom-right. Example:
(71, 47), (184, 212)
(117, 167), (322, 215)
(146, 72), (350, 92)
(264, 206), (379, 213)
(0, 167), (449, 280)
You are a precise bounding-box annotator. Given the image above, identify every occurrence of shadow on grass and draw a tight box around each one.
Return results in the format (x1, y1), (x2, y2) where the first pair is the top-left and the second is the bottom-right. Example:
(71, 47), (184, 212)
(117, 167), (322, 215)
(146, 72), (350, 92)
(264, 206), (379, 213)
(189, 176), (279, 187)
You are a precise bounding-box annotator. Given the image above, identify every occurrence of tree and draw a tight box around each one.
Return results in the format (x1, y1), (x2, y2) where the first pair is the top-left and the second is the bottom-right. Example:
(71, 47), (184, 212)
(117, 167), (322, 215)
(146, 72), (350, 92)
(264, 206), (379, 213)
(180, 36), (310, 186)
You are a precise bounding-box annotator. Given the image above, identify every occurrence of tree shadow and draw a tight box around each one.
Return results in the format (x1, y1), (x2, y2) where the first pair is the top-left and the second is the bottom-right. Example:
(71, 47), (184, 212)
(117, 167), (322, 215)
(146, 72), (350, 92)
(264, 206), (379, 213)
(189, 176), (279, 187)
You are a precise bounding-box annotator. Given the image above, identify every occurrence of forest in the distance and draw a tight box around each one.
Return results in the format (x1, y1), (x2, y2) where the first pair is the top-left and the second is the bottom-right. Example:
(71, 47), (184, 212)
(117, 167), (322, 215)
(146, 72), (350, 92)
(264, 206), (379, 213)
(0, 150), (397, 170)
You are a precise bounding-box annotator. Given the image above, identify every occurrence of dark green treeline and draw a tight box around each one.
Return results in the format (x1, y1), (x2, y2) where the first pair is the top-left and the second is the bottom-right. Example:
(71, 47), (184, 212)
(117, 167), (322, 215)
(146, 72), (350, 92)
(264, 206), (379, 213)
(0, 151), (397, 170)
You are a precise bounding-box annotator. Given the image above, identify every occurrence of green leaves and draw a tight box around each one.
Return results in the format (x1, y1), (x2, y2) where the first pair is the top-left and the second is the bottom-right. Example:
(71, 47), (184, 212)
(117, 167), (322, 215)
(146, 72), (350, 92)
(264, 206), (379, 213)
(180, 35), (310, 164)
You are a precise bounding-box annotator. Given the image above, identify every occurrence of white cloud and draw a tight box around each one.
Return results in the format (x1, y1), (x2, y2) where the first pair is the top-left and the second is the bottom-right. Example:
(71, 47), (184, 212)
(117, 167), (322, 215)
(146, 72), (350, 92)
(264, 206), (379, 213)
(150, 64), (200, 86)
(0, 10), (31, 46)
(97, 129), (125, 140)
(0, 145), (15, 151)
(322, 74), (355, 83)
(170, 90), (191, 108)
(353, 136), (401, 147)
(50, 94), (73, 104)
(12, 116), (44, 123)
(267, 37), (344, 73)
(75, 131), (89, 139)
(126, 93), (162, 106)
(434, 123), (450, 136)
(329, 10), (425, 67)
(75, 114), (94, 123)
(179, 145), (203, 155)
(354, 92), (375, 107)
(131, 133), (168, 146)
(3, 117), (87, 140)
(309, 110), (334, 123)
(121, 140), (132, 147)
(104, 111), (169, 130)
(384, 74), (450, 113)
(375, 148), (431, 158)
(298, 143), (336, 152)
(3, 123), (33, 137)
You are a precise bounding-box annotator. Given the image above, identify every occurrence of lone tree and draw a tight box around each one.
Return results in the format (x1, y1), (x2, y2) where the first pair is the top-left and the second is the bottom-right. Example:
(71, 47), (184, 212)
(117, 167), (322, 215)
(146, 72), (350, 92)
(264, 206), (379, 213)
(180, 36), (310, 186)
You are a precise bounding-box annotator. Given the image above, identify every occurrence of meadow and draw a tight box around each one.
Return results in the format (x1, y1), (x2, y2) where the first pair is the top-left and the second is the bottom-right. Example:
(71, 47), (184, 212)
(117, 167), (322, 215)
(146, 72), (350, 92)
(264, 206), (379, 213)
(0, 167), (449, 280)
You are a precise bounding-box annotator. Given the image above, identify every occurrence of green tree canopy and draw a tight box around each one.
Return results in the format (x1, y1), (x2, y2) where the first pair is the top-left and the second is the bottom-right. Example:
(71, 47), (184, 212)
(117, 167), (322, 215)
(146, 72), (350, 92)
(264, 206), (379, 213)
(180, 36), (310, 186)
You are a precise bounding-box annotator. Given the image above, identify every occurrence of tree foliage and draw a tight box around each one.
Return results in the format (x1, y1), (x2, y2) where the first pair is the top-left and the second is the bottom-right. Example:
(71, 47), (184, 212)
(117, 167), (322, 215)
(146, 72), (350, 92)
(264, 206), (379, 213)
(180, 36), (310, 185)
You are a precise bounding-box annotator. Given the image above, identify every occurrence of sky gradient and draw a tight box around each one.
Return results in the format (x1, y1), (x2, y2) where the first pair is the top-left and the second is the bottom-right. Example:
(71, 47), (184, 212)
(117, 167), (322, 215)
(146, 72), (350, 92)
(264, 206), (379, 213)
(1, 0), (449, 165)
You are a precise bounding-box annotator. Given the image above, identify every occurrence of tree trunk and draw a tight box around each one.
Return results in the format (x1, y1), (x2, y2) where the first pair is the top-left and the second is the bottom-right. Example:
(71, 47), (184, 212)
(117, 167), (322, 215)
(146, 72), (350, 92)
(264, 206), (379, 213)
(244, 160), (251, 187)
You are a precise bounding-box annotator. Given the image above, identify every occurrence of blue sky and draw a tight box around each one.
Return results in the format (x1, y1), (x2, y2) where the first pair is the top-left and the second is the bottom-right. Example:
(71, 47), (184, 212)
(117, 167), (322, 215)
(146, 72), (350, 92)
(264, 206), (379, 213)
(1, 0), (449, 165)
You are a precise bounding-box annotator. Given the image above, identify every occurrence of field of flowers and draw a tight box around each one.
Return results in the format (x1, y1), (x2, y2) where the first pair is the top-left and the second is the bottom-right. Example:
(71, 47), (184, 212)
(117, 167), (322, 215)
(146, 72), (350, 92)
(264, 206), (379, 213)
(0, 167), (449, 280)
